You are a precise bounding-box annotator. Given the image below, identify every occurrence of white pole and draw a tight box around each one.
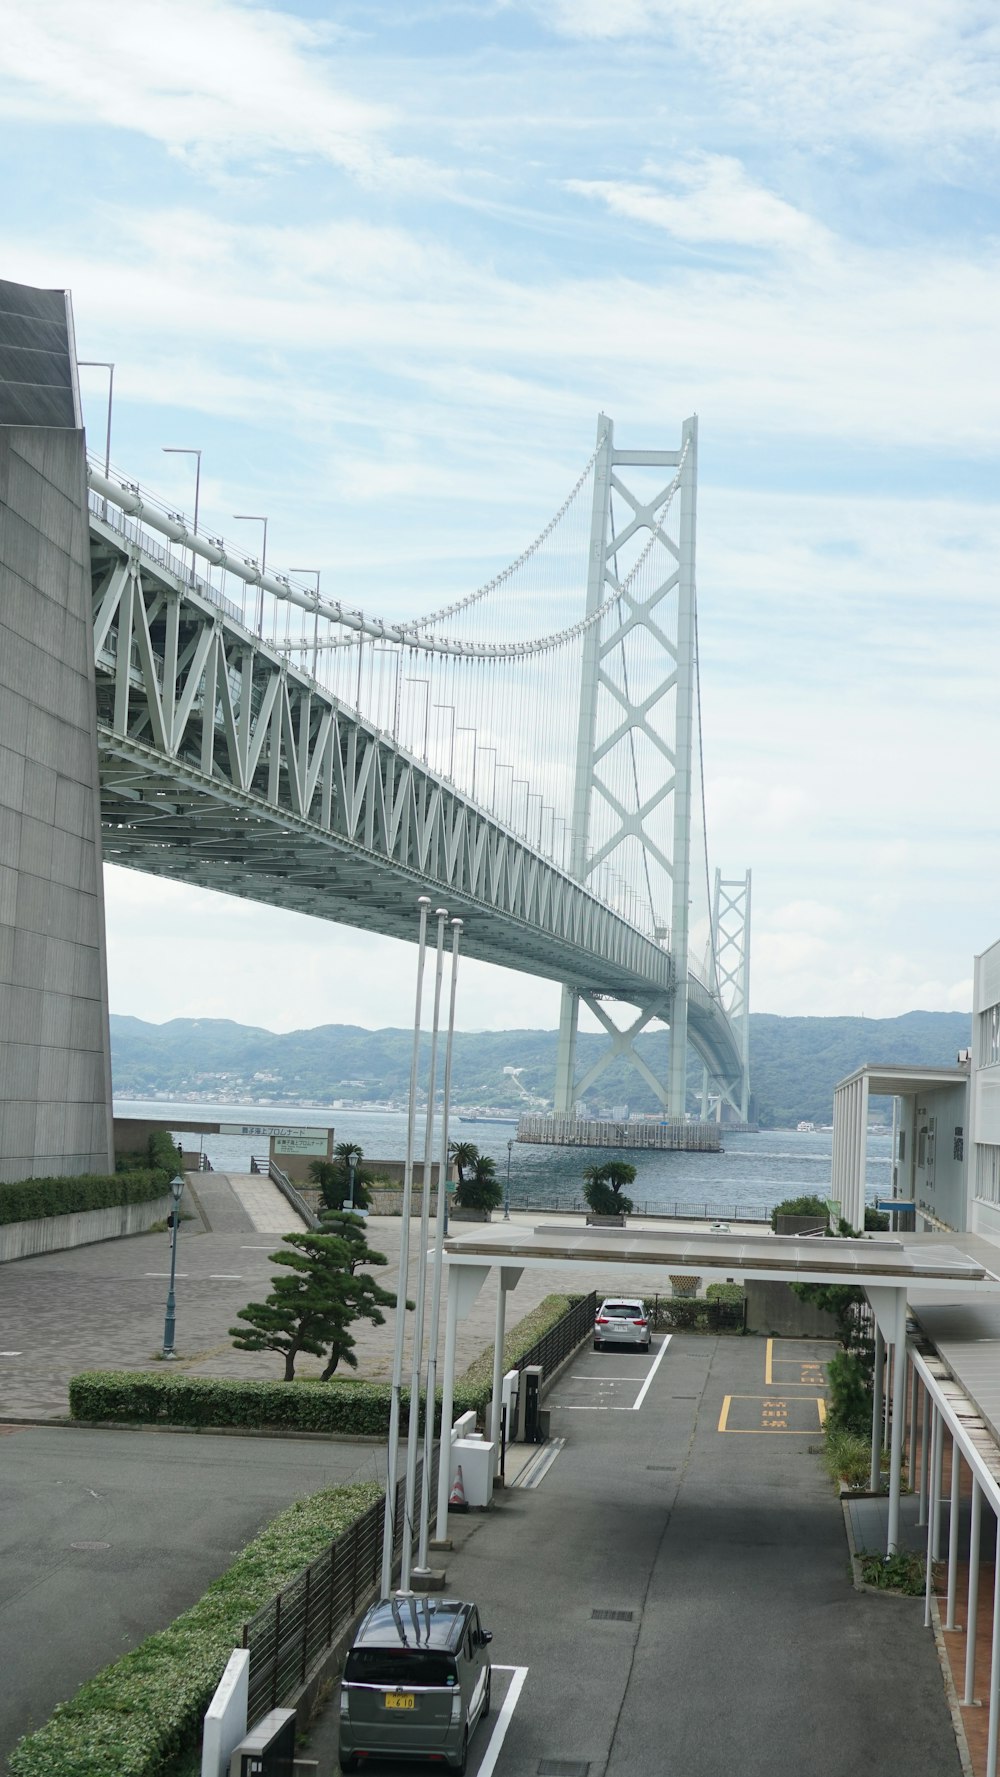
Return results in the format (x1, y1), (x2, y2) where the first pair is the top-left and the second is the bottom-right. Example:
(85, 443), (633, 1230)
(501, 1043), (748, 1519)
(908, 1360), (919, 1488)
(925, 1405), (940, 1629)
(381, 895), (431, 1599)
(932, 1407), (945, 1561)
(434, 1275), (460, 1544)
(987, 1518), (1000, 1777)
(887, 1297), (907, 1556)
(870, 1323), (884, 1493)
(419, 919), (462, 1569)
(490, 1278), (507, 1452)
(946, 1434), (962, 1631)
(402, 908), (447, 1586)
(918, 1385), (930, 1526)
(964, 1478), (982, 1705)
(883, 1338), (892, 1450)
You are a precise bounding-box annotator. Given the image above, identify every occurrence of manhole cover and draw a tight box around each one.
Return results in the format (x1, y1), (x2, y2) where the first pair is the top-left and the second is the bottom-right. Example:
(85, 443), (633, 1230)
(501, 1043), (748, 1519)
(70, 1541), (110, 1551)
(591, 1608), (633, 1622)
(538, 1764), (590, 1777)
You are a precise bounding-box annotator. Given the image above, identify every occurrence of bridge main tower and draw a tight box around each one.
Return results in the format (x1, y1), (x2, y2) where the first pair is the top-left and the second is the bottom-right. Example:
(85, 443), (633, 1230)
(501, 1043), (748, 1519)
(554, 413), (700, 1119)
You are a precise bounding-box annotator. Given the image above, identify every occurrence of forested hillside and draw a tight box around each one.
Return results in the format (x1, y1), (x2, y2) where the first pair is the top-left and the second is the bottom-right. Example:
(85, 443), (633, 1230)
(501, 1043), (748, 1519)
(110, 1008), (972, 1127)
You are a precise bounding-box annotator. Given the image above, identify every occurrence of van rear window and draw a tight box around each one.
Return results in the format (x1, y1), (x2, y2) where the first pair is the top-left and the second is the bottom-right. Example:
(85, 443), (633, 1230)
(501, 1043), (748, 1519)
(345, 1649), (458, 1688)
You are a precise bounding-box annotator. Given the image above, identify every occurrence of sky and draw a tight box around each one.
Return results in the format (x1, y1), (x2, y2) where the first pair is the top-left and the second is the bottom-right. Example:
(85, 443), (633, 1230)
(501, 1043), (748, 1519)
(3, 0), (999, 1035)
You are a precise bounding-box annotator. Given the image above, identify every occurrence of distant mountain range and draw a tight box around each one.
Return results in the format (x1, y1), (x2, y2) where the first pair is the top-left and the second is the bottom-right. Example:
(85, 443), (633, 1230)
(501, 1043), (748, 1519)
(109, 1008), (972, 1128)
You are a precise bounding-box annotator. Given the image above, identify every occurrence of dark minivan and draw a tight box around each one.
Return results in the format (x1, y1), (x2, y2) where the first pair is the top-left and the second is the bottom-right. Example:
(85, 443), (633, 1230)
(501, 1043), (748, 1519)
(339, 1594), (492, 1773)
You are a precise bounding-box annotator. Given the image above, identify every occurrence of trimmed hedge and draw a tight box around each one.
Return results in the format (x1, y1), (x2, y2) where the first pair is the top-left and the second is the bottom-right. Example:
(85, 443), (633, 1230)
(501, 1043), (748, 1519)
(653, 1296), (745, 1332)
(70, 1293), (589, 1435)
(0, 1170), (167, 1227)
(461, 1293), (583, 1396)
(69, 1371), (486, 1436)
(8, 1482), (381, 1777)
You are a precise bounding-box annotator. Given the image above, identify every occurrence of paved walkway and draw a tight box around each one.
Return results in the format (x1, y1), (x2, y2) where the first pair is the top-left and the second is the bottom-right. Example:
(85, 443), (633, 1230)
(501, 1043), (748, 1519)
(0, 1198), (666, 1420)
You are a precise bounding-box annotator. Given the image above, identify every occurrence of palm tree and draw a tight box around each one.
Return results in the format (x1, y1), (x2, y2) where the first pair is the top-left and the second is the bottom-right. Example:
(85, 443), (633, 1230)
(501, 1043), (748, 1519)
(334, 1141), (364, 1165)
(448, 1140), (479, 1187)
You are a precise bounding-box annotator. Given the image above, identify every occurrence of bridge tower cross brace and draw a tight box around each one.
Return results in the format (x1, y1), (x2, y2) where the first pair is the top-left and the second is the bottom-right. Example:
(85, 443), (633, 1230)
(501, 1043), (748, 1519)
(554, 413), (699, 1119)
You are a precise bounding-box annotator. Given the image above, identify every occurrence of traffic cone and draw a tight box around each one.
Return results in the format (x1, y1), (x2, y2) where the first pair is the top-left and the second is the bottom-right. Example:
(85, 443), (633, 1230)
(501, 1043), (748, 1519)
(449, 1464), (469, 1512)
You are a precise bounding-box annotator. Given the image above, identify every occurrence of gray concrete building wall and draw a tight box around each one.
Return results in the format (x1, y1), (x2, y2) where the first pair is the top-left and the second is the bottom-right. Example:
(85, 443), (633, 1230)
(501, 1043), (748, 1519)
(0, 280), (114, 1181)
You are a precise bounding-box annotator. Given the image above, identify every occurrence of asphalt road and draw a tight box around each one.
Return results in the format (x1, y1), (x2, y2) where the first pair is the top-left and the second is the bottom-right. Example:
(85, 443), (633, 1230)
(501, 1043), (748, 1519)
(311, 1330), (961, 1777)
(0, 1425), (386, 1770)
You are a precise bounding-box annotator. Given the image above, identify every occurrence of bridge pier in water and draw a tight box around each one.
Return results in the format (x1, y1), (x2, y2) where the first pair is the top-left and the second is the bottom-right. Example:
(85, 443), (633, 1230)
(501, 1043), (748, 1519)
(0, 281), (114, 1182)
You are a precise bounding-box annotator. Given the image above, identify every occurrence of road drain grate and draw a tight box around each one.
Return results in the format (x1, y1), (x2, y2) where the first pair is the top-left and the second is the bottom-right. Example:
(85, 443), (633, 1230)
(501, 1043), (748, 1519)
(538, 1764), (591, 1776)
(591, 1608), (633, 1622)
(646, 1463), (675, 1470)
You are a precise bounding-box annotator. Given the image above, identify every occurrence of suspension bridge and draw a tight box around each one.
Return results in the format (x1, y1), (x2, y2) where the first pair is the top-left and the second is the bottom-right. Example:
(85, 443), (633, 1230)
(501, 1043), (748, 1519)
(0, 277), (749, 1183)
(86, 416), (749, 1127)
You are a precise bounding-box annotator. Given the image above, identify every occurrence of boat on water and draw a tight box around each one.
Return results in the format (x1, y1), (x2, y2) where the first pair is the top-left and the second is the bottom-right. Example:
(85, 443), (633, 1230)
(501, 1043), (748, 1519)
(458, 1113), (519, 1126)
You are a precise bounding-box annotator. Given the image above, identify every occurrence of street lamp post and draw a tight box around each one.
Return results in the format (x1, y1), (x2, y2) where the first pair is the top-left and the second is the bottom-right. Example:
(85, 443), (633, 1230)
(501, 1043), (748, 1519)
(78, 360), (114, 519)
(162, 1174), (184, 1358)
(346, 1150), (357, 1212)
(290, 568), (321, 675)
(504, 1139), (513, 1221)
(163, 447), (202, 585)
(234, 513), (269, 635)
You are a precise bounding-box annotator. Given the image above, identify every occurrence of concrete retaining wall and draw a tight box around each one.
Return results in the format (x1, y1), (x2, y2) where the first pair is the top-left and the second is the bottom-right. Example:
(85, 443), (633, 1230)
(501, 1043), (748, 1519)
(0, 1191), (173, 1262)
(744, 1280), (841, 1339)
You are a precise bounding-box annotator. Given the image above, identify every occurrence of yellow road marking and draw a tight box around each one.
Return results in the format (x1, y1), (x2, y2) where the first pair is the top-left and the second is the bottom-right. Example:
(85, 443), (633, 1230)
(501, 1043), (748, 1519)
(765, 1337), (773, 1385)
(718, 1394), (732, 1433)
(718, 1395), (826, 1434)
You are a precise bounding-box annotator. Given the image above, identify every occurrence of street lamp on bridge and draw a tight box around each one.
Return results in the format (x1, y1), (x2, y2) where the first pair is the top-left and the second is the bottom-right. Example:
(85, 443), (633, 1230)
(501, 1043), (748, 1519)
(163, 447), (201, 585)
(234, 512), (268, 634)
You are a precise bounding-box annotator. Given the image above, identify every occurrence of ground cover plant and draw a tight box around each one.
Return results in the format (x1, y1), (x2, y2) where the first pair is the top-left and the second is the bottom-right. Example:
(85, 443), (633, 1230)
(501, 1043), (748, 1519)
(8, 1483), (381, 1777)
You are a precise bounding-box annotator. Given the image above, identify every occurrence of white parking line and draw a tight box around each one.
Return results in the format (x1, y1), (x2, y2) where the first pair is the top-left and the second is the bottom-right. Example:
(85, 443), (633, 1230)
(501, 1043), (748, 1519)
(478, 1665), (528, 1777)
(632, 1334), (672, 1411)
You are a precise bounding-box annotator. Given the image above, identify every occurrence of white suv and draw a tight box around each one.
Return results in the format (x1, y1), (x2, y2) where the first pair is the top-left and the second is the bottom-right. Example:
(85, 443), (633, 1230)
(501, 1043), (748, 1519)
(594, 1296), (652, 1352)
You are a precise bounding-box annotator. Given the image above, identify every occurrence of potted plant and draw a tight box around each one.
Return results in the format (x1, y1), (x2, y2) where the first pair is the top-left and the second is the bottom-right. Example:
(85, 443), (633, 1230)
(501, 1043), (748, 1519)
(583, 1160), (636, 1225)
(452, 1153), (502, 1221)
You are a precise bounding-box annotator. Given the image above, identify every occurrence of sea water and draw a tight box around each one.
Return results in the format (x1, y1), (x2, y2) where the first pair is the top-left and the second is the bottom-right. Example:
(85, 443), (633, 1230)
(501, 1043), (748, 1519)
(116, 1099), (892, 1219)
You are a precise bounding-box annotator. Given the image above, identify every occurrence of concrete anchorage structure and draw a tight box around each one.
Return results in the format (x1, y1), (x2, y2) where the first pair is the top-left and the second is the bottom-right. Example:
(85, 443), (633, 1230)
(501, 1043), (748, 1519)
(0, 280), (114, 1182)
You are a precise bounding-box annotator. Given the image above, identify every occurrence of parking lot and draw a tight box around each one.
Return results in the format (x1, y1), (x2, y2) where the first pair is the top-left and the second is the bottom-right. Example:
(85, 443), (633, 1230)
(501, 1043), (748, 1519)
(314, 1328), (962, 1777)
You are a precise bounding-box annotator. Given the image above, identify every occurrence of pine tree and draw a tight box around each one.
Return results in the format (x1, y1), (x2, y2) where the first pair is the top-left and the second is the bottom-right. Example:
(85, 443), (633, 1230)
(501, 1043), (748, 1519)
(229, 1217), (398, 1381)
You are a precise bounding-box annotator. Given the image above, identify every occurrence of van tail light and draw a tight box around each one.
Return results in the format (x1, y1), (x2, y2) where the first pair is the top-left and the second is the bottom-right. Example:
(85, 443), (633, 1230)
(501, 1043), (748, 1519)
(595, 1316), (610, 1325)
(632, 1318), (647, 1327)
(451, 1690), (463, 1724)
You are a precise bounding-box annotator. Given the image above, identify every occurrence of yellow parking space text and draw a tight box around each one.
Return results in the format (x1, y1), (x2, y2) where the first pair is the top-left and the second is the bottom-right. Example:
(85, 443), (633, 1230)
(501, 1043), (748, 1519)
(718, 1394), (827, 1434)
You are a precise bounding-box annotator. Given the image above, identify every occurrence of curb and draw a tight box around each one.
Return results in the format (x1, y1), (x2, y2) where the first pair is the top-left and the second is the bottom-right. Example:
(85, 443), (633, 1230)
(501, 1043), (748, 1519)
(0, 1415), (385, 1445)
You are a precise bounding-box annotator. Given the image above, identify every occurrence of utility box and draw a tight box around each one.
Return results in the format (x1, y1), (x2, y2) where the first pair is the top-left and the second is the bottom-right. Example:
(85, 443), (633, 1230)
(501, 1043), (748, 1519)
(451, 1435), (496, 1508)
(522, 1364), (543, 1444)
(228, 1709), (295, 1777)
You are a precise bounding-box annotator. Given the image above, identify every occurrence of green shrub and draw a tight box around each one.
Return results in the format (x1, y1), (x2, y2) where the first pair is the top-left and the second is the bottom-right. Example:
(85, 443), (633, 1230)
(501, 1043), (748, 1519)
(69, 1371), (485, 1436)
(769, 1194), (828, 1232)
(826, 1349), (872, 1434)
(0, 1170), (166, 1227)
(8, 1482), (381, 1777)
(652, 1297), (744, 1333)
(460, 1294), (583, 1396)
(864, 1206), (890, 1231)
(857, 1550), (928, 1595)
(705, 1283), (745, 1305)
(823, 1426), (873, 1488)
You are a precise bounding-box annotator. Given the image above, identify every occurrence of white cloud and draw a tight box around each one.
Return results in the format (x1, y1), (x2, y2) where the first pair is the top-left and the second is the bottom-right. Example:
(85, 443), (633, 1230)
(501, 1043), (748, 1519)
(0, 0), (429, 187)
(567, 156), (822, 252)
(539, 0), (1000, 150)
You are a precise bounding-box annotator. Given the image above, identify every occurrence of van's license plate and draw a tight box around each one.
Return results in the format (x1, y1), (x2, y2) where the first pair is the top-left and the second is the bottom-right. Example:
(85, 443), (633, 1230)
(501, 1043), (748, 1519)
(385, 1694), (415, 1709)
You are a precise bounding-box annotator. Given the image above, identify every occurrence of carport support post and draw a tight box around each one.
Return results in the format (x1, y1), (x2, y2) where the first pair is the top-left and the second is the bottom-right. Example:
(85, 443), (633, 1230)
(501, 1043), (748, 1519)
(908, 1360), (919, 1487)
(870, 1324), (885, 1493)
(433, 1263), (489, 1547)
(946, 1434), (962, 1631)
(964, 1478), (982, 1704)
(489, 1267), (523, 1460)
(925, 1405), (941, 1628)
(932, 1403), (946, 1560)
(918, 1385), (930, 1526)
(886, 1294), (907, 1556)
(988, 1523), (1000, 1777)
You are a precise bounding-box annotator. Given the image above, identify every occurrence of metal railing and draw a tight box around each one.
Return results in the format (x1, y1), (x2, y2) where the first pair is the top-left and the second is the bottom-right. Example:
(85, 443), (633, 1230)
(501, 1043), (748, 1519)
(507, 1195), (770, 1223)
(514, 1291), (597, 1382)
(267, 1159), (321, 1229)
(243, 1449), (438, 1725)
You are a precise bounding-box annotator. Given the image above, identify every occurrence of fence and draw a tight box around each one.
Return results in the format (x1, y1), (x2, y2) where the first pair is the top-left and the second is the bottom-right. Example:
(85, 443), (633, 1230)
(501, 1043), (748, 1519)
(513, 1290), (597, 1383)
(507, 1195), (770, 1223)
(242, 1448), (439, 1725)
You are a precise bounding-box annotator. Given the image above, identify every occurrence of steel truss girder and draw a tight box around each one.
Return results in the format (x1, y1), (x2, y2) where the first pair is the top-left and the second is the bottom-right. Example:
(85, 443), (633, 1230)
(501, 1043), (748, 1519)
(90, 519), (699, 1003)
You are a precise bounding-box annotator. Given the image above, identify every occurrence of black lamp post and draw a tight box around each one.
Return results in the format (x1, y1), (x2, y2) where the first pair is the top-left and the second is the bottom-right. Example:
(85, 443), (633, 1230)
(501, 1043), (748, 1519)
(346, 1150), (357, 1212)
(504, 1139), (513, 1221)
(162, 1174), (184, 1358)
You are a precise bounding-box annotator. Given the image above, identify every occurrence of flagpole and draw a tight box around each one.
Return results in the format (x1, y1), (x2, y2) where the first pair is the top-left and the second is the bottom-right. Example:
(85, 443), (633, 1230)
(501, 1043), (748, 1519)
(401, 907), (447, 1588)
(421, 917), (462, 1568)
(381, 895), (431, 1598)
